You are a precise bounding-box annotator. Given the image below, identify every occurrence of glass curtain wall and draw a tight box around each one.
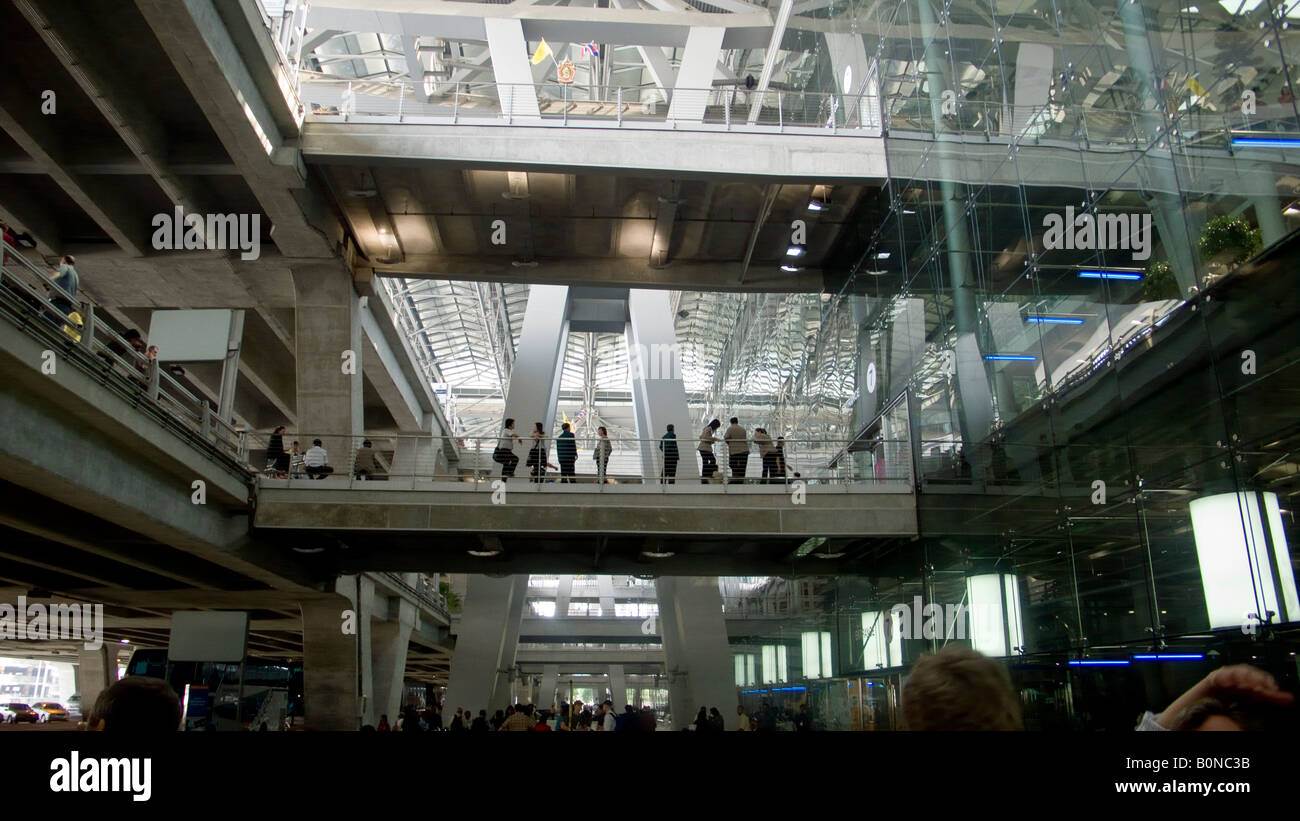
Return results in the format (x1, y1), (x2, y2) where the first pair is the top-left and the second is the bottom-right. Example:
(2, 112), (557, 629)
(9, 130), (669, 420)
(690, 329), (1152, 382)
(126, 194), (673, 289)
(736, 1), (1300, 728)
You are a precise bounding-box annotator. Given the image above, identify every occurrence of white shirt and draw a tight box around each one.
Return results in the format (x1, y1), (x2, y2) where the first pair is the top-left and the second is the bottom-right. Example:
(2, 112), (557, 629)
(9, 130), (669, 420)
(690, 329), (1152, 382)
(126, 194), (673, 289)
(498, 428), (517, 450)
(602, 711), (616, 732)
(304, 446), (328, 467)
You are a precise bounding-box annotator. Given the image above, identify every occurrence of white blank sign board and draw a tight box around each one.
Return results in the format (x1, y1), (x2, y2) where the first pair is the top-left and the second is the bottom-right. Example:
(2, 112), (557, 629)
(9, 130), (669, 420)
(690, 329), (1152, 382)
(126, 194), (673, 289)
(147, 309), (234, 363)
(168, 611), (249, 662)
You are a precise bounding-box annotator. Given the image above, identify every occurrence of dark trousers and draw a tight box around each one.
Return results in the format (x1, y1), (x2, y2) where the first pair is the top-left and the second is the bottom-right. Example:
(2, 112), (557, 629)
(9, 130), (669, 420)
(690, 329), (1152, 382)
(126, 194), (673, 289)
(560, 459), (576, 483)
(305, 465), (333, 480)
(496, 450), (519, 479)
(700, 451), (717, 484)
(662, 457), (677, 484)
(729, 453), (747, 483)
(761, 452), (778, 483)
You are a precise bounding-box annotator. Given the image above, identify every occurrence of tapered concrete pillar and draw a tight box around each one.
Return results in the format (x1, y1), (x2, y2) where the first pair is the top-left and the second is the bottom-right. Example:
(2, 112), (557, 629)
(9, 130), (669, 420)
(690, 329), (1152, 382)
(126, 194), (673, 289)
(77, 645), (115, 719)
(291, 264), (363, 464)
(608, 664), (628, 709)
(667, 26), (724, 122)
(369, 597), (415, 726)
(626, 290), (697, 480)
(656, 577), (735, 729)
(539, 664), (560, 710)
(444, 574), (529, 715)
(300, 592), (359, 730)
(556, 575), (573, 616)
(502, 285), (569, 452)
(391, 415), (440, 480)
(485, 18), (542, 119)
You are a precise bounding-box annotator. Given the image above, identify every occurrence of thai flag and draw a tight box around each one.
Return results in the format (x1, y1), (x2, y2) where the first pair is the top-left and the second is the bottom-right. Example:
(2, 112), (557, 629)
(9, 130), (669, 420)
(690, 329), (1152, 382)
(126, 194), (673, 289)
(581, 41), (599, 58)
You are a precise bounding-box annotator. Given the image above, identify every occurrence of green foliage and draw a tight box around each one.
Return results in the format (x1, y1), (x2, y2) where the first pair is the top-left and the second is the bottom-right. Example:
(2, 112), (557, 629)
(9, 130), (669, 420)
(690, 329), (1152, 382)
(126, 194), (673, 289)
(1142, 259), (1179, 300)
(1198, 216), (1262, 264)
(439, 581), (462, 612)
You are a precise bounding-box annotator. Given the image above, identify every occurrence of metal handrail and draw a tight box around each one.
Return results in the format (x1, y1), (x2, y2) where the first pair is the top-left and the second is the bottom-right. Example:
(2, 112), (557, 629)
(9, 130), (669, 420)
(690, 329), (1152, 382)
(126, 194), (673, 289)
(0, 239), (251, 469)
(251, 431), (914, 489)
(298, 75), (883, 135)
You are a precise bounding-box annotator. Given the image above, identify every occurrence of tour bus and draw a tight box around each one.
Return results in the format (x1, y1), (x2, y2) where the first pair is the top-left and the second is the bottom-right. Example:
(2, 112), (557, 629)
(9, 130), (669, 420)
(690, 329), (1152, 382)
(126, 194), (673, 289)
(123, 648), (303, 731)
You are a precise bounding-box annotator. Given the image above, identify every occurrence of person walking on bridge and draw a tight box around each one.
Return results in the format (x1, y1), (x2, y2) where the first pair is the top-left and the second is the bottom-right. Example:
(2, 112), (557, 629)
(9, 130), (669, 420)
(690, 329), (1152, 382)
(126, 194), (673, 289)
(494, 418), (522, 481)
(724, 417), (749, 484)
(556, 422), (577, 483)
(698, 419), (721, 484)
(594, 427), (613, 483)
(659, 424), (679, 484)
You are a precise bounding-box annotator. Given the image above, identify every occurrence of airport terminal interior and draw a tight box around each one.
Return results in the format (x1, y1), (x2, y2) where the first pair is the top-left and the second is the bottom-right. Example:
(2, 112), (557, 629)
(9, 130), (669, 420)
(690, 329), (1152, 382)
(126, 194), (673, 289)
(0, 0), (1298, 732)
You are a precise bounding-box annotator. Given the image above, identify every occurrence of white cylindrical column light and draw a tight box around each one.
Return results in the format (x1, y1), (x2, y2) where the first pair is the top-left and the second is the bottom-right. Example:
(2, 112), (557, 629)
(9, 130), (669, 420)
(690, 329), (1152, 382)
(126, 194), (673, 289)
(965, 573), (1025, 657)
(1189, 491), (1299, 630)
(861, 610), (903, 669)
(801, 631), (833, 679)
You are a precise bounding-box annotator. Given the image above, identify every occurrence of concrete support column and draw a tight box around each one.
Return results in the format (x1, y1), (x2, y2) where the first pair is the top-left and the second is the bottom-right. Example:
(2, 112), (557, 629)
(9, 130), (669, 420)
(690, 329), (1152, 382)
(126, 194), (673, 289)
(300, 593), (359, 730)
(667, 26), (724, 122)
(390, 415), (439, 480)
(444, 574), (528, 715)
(608, 664), (628, 708)
(76, 645), (115, 719)
(484, 18), (542, 118)
(291, 264), (363, 465)
(656, 577), (735, 729)
(369, 596), (415, 726)
(597, 575), (616, 614)
(556, 575), (573, 616)
(502, 285), (570, 447)
(626, 289), (697, 480)
(539, 664), (560, 710)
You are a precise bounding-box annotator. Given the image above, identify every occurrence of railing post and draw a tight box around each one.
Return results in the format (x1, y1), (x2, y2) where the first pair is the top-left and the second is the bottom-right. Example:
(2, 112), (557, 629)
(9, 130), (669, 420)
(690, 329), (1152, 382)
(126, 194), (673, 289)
(725, 87), (731, 130)
(453, 83), (460, 123)
(397, 80), (405, 122)
(238, 430), (248, 463)
(200, 404), (212, 441)
(778, 89), (783, 133)
(78, 303), (95, 352)
(617, 86), (623, 127)
(563, 81), (568, 126)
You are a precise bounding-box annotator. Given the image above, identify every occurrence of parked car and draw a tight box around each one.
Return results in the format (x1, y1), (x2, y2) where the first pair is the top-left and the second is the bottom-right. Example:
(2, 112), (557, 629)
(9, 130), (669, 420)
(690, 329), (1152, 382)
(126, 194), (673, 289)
(33, 702), (70, 722)
(3, 703), (40, 723)
(0, 705), (12, 723)
(66, 695), (82, 718)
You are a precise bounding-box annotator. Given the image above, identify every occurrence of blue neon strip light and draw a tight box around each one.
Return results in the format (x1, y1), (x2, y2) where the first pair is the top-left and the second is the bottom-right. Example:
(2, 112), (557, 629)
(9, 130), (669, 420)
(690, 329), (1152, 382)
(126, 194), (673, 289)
(1132, 654), (1204, 661)
(1027, 316), (1086, 325)
(1078, 270), (1144, 281)
(771, 686), (807, 692)
(1068, 660), (1131, 666)
(1232, 137), (1300, 149)
(984, 354), (1038, 361)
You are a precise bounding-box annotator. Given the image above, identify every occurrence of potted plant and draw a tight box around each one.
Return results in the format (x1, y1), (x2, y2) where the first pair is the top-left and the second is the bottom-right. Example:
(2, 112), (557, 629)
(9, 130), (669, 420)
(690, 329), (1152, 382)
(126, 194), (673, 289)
(1142, 259), (1179, 300)
(1198, 215), (1262, 276)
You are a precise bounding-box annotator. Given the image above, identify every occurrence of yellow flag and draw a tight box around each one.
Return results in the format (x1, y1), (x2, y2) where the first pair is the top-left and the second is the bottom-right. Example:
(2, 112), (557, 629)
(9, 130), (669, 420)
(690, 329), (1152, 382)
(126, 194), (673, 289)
(1186, 75), (1207, 98)
(531, 39), (552, 65)
(562, 411), (571, 426)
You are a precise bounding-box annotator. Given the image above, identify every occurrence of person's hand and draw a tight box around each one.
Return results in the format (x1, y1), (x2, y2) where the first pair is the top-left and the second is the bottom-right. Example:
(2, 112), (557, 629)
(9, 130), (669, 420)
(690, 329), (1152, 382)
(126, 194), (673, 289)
(1198, 665), (1294, 706)
(1155, 664), (1294, 728)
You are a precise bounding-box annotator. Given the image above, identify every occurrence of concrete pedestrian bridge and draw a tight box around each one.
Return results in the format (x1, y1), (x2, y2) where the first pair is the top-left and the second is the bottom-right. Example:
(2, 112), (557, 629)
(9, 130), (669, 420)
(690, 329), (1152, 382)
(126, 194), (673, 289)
(253, 477), (918, 575)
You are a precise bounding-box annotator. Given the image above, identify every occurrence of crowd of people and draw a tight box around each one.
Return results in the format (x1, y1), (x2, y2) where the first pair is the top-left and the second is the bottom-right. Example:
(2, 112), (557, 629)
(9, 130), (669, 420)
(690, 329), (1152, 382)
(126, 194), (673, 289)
(57, 648), (1295, 734)
(490, 415), (799, 485)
